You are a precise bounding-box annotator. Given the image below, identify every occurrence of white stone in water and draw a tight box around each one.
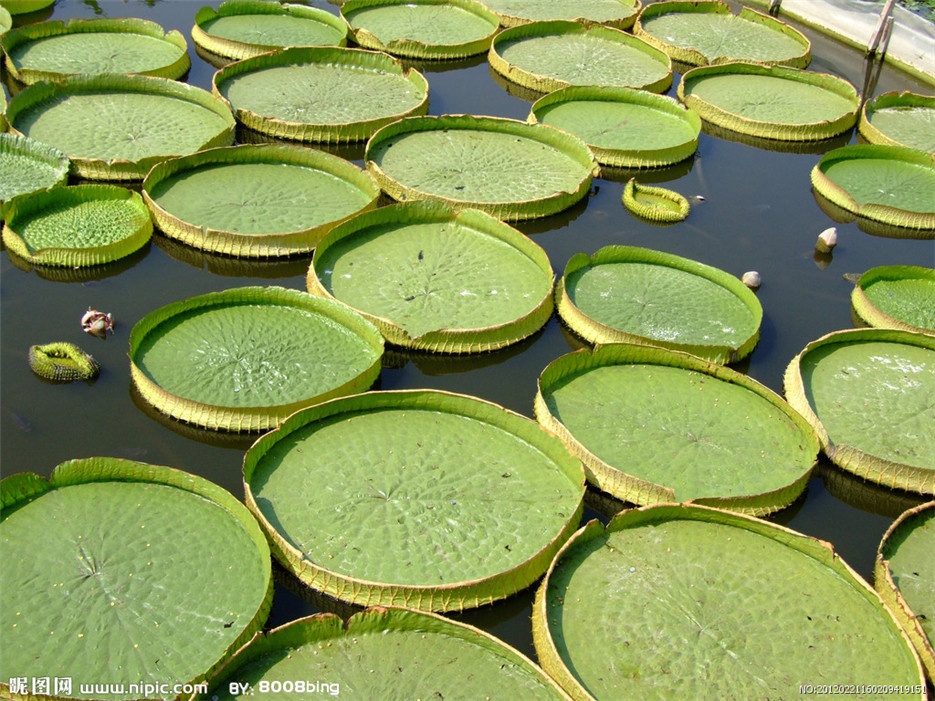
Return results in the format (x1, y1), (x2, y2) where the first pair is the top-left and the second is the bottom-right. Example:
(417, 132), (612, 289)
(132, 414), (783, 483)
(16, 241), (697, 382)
(742, 271), (762, 289)
(816, 226), (838, 253)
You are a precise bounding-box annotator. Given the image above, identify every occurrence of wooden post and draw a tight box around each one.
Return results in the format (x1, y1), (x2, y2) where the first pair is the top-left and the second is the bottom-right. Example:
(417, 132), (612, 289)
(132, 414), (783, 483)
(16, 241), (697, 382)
(867, 0), (896, 57)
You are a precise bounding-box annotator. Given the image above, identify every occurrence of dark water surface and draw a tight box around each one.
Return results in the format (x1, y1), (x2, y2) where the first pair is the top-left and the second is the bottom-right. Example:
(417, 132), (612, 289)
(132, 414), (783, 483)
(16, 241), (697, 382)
(2, 0), (933, 663)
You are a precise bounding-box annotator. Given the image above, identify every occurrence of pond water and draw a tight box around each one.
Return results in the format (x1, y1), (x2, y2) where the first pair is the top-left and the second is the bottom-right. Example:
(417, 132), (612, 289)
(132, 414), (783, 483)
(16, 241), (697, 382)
(2, 0), (933, 664)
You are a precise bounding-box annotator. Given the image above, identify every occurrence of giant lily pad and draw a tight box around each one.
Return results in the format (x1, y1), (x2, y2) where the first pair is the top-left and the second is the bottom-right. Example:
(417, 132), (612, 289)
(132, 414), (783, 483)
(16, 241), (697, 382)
(634, 1), (811, 68)
(859, 91), (935, 154)
(0, 457), (273, 700)
(622, 177), (690, 222)
(341, 0), (500, 60)
(489, 20), (672, 94)
(556, 245), (762, 363)
(876, 501), (935, 682)
(851, 265), (935, 335)
(365, 114), (598, 221)
(243, 389), (585, 611)
(810, 145), (935, 233)
(533, 504), (926, 700)
(142, 144), (379, 258)
(535, 344), (818, 513)
(529, 85), (700, 169)
(130, 286), (384, 432)
(1, 18), (190, 85)
(0, 132), (69, 218)
(212, 46), (429, 143)
(482, 0), (641, 29)
(6, 74), (235, 181)
(307, 201), (554, 353)
(0, 0), (54, 15)
(678, 62), (859, 142)
(192, 1), (348, 61)
(2, 184), (152, 267)
(197, 608), (571, 700)
(784, 328), (935, 494)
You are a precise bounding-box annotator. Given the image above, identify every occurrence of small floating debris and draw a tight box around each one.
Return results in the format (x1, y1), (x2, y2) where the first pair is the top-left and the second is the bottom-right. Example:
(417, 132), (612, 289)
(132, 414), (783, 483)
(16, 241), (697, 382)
(742, 271), (762, 289)
(81, 309), (114, 339)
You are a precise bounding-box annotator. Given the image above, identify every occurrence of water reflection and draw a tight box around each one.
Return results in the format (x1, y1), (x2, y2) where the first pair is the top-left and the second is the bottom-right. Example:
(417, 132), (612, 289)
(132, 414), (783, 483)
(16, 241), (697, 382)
(5, 243), (151, 283)
(152, 233), (312, 278)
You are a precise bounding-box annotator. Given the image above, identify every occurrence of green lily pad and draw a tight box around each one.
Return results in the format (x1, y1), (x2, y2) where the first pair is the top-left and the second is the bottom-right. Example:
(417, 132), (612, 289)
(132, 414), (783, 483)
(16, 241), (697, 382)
(876, 501), (935, 682)
(678, 62), (859, 141)
(0, 5), (11, 34)
(556, 245), (762, 363)
(489, 20), (672, 94)
(243, 389), (585, 611)
(622, 177), (690, 222)
(198, 608), (571, 700)
(3, 184), (152, 267)
(142, 144), (380, 258)
(529, 85), (700, 169)
(482, 0), (641, 29)
(0, 0), (54, 15)
(192, 1), (348, 61)
(365, 114), (598, 221)
(0, 132), (69, 219)
(851, 265), (935, 335)
(810, 145), (935, 233)
(130, 286), (384, 433)
(0, 457), (273, 700)
(784, 328), (935, 494)
(6, 73), (235, 181)
(860, 91), (935, 154)
(341, 0), (500, 59)
(212, 46), (429, 143)
(1, 17), (190, 85)
(533, 504), (925, 700)
(307, 201), (555, 353)
(535, 344), (818, 513)
(634, 1), (811, 68)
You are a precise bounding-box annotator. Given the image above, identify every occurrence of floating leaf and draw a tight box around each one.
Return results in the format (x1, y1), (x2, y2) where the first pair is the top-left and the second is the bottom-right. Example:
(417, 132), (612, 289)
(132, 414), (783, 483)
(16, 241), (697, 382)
(489, 20), (672, 95)
(244, 389), (585, 611)
(307, 201), (555, 352)
(212, 46), (429, 143)
(142, 144), (379, 258)
(365, 114), (598, 221)
(851, 265), (935, 335)
(6, 73), (235, 181)
(341, 0), (500, 60)
(0, 132), (69, 218)
(535, 344), (818, 513)
(678, 62), (858, 141)
(556, 245), (762, 363)
(533, 504), (925, 700)
(192, 0), (348, 61)
(482, 0), (641, 29)
(784, 328), (935, 494)
(622, 177), (690, 222)
(529, 85), (700, 169)
(634, 1), (811, 67)
(810, 144), (935, 233)
(2, 17), (190, 84)
(860, 91), (935, 154)
(130, 286), (384, 432)
(876, 501), (935, 683)
(3, 184), (152, 267)
(198, 608), (571, 699)
(0, 457), (273, 700)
